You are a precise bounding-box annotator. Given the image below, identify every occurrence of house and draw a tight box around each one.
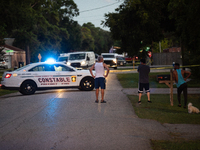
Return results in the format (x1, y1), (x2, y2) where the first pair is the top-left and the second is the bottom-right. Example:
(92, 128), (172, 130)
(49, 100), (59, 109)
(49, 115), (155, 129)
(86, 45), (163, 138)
(2, 38), (26, 69)
(163, 47), (181, 53)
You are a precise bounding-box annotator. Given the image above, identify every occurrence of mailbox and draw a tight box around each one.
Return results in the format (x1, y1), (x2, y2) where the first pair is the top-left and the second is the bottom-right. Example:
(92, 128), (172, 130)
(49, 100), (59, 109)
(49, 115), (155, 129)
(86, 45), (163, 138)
(157, 75), (170, 81)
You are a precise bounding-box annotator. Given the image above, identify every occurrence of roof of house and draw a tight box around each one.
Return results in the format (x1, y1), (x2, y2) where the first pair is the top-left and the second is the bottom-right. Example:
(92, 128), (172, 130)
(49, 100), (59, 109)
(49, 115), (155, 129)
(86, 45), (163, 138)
(3, 44), (25, 51)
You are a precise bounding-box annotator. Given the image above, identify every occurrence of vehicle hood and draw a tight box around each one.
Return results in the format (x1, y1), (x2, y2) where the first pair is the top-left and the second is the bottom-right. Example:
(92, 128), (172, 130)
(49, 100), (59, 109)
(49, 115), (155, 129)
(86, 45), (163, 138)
(103, 58), (116, 60)
(69, 59), (85, 63)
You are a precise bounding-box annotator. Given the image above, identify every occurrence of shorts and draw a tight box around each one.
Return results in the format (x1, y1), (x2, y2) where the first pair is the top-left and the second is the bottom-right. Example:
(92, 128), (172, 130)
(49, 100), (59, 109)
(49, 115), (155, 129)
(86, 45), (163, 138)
(95, 77), (106, 89)
(138, 83), (150, 93)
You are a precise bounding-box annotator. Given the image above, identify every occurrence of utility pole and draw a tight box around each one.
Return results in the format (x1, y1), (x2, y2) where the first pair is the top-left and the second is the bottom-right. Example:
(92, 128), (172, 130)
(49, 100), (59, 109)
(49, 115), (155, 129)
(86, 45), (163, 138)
(159, 41), (161, 53)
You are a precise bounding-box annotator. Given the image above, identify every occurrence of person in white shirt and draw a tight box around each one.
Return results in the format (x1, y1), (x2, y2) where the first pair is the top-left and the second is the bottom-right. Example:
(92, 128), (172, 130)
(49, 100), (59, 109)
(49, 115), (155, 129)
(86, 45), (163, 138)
(90, 56), (109, 103)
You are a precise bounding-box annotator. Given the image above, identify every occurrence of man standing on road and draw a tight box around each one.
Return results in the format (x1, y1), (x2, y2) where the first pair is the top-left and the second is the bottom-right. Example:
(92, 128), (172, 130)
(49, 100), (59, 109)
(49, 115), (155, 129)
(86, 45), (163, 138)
(173, 63), (191, 108)
(137, 59), (151, 104)
(90, 56), (109, 103)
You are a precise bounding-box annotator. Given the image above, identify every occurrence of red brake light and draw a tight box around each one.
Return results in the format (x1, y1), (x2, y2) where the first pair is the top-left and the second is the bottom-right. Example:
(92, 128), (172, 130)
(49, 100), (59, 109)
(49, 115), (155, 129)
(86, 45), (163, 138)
(5, 74), (12, 78)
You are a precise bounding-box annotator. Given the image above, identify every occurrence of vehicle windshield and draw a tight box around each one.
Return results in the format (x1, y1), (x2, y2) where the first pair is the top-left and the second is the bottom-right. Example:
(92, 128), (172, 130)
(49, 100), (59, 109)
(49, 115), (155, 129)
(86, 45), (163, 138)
(69, 53), (86, 60)
(58, 57), (68, 61)
(102, 55), (115, 58)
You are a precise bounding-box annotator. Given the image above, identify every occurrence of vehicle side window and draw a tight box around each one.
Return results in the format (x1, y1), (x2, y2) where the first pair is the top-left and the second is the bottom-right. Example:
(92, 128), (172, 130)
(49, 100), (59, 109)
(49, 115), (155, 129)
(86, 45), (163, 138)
(29, 65), (54, 71)
(46, 65), (55, 71)
(54, 64), (74, 71)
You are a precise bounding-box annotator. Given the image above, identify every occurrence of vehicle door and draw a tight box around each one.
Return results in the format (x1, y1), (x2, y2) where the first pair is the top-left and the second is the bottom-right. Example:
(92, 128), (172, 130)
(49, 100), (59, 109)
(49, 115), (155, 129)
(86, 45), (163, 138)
(88, 52), (95, 66)
(53, 64), (78, 87)
(28, 64), (58, 88)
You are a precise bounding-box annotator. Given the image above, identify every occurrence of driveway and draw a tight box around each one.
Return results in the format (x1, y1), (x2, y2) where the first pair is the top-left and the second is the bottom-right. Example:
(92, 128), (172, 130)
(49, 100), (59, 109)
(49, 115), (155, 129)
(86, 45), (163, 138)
(0, 73), (200, 150)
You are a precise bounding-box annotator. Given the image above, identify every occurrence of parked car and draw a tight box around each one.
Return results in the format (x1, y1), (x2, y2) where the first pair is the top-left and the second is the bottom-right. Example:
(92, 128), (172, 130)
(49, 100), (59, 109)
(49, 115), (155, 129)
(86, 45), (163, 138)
(1, 62), (95, 95)
(125, 57), (133, 63)
(117, 57), (126, 66)
(0, 58), (8, 69)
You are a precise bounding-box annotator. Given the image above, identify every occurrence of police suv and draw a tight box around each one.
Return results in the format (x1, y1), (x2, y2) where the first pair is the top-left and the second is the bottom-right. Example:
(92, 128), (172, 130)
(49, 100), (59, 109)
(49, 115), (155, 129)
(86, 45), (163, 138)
(0, 62), (95, 95)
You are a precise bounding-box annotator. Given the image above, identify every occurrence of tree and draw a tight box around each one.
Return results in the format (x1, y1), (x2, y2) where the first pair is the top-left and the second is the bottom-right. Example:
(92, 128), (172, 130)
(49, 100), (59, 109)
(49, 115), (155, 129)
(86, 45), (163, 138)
(81, 26), (94, 51)
(0, 25), (7, 59)
(82, 22), (114, 54)
(60, 19), (82, 53)
(168, 0), (200, 77)
(0, 0), (79, 63)
(104, 0), (174, 57)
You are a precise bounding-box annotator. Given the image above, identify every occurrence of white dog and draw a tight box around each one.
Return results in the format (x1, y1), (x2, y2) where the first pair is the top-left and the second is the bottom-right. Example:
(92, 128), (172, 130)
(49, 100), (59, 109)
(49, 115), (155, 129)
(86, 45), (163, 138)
(188, 103), (200, 114)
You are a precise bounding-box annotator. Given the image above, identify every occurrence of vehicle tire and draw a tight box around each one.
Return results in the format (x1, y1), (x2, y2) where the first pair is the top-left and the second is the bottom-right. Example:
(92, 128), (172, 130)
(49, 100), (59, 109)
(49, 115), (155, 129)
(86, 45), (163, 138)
(80, 77), (94, 91)
(20, 81), (37, 95)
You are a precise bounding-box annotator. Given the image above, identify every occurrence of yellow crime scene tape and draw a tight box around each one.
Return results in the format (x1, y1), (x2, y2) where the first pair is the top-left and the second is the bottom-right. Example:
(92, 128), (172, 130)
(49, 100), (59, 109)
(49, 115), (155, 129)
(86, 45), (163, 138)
(110, 64), (200, 72)
(151, 64), (200, 70)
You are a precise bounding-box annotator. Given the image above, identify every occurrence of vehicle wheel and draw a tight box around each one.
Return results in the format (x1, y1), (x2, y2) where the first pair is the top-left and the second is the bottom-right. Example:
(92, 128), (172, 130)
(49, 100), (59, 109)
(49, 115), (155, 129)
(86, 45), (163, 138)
(80, 77), (94, 91)
(20, 81), (37, 95)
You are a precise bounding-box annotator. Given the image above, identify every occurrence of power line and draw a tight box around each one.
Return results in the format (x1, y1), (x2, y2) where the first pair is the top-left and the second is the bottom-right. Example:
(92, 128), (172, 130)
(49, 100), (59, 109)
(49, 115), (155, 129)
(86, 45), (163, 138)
(79, 1), (122, 13)
(77, 18), (105, 22)
(76, 15), (103, 19)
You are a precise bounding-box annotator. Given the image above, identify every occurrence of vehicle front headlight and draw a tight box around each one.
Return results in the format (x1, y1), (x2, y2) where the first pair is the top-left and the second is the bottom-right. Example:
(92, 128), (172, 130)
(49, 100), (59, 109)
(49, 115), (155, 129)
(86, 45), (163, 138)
(67, 62), (71, 66)
(113, 59), (117, 63)
(81, 61), (86, 65)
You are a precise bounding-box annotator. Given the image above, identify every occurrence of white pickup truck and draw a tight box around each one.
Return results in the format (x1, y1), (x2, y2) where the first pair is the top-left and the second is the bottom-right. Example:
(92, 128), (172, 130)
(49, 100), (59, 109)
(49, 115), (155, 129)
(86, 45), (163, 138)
(101, 53), (118, 69)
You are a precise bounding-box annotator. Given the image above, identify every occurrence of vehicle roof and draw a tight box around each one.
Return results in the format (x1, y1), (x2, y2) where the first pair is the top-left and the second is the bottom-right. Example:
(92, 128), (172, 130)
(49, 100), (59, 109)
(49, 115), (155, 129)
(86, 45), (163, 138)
(59, 54), (69, 56)
(101, 53), (118, 55)
(29, 62), (67, 65)
(68, 51), (94, 54)
(13, 62), (76, 71)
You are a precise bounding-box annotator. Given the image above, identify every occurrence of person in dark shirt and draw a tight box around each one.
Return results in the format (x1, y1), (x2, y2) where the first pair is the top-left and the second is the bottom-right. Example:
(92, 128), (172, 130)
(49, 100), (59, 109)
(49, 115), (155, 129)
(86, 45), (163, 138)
(172, 63), (191, 108)
(137, 59), (151, 104)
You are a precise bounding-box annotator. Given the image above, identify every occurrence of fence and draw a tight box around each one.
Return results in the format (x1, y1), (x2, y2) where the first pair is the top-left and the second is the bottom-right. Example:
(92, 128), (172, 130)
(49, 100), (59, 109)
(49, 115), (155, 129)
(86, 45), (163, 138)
(152, 52), (182, 65)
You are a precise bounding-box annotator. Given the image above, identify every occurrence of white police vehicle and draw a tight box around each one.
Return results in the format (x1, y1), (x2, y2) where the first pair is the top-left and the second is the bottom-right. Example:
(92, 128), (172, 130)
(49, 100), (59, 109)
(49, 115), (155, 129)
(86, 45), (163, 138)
(0, 62), (94, 95)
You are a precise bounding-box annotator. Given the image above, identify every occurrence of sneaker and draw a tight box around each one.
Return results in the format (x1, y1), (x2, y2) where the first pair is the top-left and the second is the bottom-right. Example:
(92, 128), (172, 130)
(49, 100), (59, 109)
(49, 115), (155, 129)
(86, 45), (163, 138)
(148, 100), (152, 103)
(95, 100), (98, 103)
(101, 100), (106, 103)
(138, 101), (141, 104)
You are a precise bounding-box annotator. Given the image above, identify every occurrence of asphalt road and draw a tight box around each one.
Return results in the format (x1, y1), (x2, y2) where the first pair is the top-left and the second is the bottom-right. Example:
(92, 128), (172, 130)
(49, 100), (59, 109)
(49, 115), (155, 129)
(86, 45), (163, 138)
(0, 73), (200, 150)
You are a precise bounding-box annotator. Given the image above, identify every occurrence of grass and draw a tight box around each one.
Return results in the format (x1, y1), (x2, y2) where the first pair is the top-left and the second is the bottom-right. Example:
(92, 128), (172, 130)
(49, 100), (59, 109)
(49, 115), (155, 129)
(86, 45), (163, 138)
(117, 72), (172, 88)
(0, 89), (18, 96)
(128, 94), (200, 124)
(117, 72), (200, 88)
(151, 140), (200, 150)
(121, 72), (200, 149)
